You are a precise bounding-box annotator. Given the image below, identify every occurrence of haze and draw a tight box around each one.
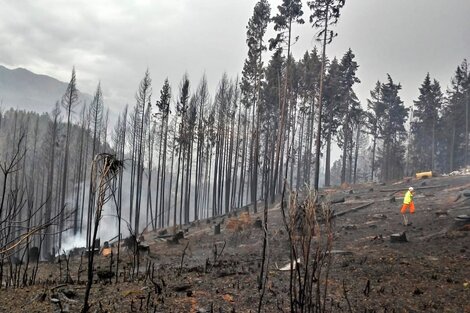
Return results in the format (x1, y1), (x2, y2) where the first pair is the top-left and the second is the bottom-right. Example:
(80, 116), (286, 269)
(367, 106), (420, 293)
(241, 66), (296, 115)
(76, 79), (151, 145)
(1, 0), (469, 114)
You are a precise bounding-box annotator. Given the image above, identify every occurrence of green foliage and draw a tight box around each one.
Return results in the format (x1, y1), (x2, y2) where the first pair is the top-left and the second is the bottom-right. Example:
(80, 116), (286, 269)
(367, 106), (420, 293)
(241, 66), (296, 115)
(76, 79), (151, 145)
(260, 48), (284, 131)
(307, 0), (346, 43)
(375, 75), (408, 181)
(241, 0), (271, 109)
(410, 73), (443, 171)
(365, 81), (385, 140)
(298, 48), (322, 112)
(156, 78), (171, 118)
(438, 59), (470, 171)
(322, 57), (341, 142)
(337, 48), (361, 144)
(269, 0), (304, 51)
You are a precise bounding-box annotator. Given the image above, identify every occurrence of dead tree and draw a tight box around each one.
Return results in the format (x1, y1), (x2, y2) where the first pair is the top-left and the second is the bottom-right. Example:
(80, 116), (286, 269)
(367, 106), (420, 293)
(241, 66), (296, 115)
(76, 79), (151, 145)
(279, 187), (334, 313)
(59, 67), (79, 250)
(82, 153), (123, 313)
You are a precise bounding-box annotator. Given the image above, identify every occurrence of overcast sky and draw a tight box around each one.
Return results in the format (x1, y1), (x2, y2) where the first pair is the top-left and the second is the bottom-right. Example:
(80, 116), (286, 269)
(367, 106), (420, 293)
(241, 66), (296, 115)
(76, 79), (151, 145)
(1, 0), (469, 119)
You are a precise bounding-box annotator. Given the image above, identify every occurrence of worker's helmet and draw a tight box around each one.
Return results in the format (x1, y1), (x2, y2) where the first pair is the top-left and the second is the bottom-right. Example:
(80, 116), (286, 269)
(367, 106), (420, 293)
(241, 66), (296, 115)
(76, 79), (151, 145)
(408, 187), (414, 192)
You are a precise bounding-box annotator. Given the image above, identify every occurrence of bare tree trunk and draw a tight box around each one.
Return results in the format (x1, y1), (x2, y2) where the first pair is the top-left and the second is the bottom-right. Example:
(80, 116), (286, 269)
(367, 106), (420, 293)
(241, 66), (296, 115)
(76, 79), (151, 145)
(272, 18), (292, 201)
(348, 134), (354, 183)
(304, 104), (313, 186)
(324, 106), (334, 187)
(450, 123), (455, 171)
(134, 100), (148, 242)
(465, 93), (469, 167)
(174, 142), (182, 228)
(74, 106), (87, 235)
(231, 106), (242, 210)
(353, 123), (361, 184)
(225, 115), (235, 213)
(44, 105), (60, 258)
(116, 107), (127, 282)
(431, 121), (436, 172)
(155, 120), (163, 228)
(341, 114), (349, 184)
(371, 134), (377, 181)
(146, 122), (155, 229)
(129, 113), (137, 229)
(239, 107), (248, 208)
(175, 144), (183, 226)
(169, 120), (177, 226)
(59, 70), (78, 251)
(212, 135), (220, 216)
(296, 112), (305, 189)
(314, 2), (330, 190)
(325, 129), (332, 187)
(161, 117), (169, 227)
(184, 139), (193, 224)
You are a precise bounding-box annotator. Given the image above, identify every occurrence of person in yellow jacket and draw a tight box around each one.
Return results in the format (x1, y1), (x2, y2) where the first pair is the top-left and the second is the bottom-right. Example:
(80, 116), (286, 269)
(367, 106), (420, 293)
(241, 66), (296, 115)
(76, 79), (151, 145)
(401, 187), (415, 225)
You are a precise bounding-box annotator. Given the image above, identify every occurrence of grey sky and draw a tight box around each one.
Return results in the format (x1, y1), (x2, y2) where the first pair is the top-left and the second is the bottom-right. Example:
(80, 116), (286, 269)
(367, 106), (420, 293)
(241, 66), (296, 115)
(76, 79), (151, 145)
(1, 0), (469, 118)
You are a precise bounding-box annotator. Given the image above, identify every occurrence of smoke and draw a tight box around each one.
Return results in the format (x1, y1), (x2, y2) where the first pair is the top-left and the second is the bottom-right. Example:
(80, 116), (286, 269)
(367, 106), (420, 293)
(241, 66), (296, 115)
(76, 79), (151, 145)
(60, 158), (223, 252)
(59, 233), (86, 255)
(60, 166), (152, 251)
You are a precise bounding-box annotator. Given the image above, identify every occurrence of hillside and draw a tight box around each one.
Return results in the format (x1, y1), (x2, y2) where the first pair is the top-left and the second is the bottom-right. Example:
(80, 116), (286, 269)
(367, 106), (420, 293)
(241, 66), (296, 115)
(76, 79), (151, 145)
(0, 175), (469, 312)
(0, 65), (92, 113)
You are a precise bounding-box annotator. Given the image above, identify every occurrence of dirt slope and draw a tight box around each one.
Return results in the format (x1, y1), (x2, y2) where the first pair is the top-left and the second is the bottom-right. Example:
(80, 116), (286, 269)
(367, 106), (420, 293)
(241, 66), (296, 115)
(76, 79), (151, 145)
(0, 176), (469, 312)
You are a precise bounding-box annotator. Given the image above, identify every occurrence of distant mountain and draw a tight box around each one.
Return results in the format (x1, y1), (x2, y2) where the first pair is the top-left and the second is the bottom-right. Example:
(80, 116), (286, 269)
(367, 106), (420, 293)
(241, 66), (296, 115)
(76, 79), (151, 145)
(0, 65), (92, 113)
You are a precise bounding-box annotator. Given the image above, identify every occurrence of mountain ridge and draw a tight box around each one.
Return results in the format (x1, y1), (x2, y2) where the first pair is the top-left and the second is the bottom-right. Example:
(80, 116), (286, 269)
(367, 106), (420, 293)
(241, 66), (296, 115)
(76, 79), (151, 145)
(0, 64), (93, 113)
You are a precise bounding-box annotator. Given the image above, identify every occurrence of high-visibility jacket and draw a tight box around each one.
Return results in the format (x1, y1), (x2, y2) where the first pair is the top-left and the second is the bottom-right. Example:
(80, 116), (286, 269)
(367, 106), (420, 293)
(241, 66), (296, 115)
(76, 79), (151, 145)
(403, 190), (413, 204)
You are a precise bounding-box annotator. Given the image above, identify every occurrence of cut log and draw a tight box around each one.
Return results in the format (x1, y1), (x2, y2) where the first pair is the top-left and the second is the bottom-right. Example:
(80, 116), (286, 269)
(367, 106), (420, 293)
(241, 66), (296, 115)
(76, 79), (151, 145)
(277, 258), (301, 271)
(328, 250), (353, 255)
(172, 284), (192, 292)
(448, 205), (470, 212)
(455, 215), (470, 222)
(372, 214), (387, 220)
(416, 171), (432, 179)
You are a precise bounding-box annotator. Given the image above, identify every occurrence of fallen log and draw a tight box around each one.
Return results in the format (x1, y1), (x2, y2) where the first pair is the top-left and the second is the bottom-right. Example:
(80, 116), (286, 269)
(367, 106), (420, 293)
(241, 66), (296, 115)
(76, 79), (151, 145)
(380, 184), (449, 193)
(449, 206), (470, 213)
(331, 196), (346, 204)
(332, 201), (374, 218)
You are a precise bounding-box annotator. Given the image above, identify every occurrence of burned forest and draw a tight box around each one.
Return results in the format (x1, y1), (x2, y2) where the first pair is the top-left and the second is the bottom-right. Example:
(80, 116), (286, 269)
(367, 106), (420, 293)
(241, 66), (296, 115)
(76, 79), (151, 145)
(0, 0), (469, 312)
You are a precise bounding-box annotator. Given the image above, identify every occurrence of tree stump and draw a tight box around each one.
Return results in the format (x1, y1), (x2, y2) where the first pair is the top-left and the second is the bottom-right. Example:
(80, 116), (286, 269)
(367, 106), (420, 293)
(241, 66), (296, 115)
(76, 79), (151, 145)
(390, 232), (407, 243)
(28, 247), (40, 262)
(214, 224), (221, 235)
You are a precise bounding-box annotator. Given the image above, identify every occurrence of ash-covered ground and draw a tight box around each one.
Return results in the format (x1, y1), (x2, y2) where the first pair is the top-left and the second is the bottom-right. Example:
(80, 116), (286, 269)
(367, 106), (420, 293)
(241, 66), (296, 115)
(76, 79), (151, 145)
(1, 175), (469, 313)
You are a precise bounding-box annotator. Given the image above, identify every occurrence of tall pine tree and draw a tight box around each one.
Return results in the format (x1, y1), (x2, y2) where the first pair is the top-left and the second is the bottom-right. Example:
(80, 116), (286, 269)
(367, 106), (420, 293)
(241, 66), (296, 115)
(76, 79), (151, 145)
(411, 73), (443, 172)
(307, 0), (346, 190)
